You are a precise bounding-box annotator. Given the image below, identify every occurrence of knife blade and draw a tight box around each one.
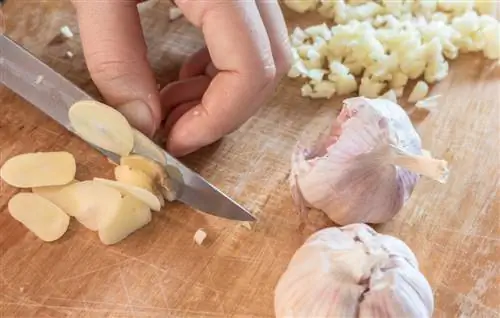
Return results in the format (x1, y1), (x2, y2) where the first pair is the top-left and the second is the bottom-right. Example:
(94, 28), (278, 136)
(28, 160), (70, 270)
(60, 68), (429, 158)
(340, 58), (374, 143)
(0, 35), (255, 222)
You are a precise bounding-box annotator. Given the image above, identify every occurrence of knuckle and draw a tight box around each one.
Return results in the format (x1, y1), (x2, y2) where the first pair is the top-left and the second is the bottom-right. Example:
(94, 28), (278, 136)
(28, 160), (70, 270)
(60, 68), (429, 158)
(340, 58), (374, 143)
(87, 54), (138, 84)
(261, 63), (277, 83)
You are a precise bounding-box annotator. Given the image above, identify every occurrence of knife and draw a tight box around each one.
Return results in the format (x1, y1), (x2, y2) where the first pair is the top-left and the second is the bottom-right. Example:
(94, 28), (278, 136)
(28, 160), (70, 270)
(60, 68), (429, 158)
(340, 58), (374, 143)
(0, 35), (256, 222)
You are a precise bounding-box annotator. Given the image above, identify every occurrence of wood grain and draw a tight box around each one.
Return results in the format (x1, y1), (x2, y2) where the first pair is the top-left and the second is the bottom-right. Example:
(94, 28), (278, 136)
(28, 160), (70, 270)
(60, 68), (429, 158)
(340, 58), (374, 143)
(1, 1), (499, 317)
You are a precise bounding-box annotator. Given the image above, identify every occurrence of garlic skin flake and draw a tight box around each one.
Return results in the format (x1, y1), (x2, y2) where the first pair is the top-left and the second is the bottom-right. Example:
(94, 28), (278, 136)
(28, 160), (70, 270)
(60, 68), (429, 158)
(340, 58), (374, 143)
(274, 224), (434, 318)
(290, 97), (449, 225)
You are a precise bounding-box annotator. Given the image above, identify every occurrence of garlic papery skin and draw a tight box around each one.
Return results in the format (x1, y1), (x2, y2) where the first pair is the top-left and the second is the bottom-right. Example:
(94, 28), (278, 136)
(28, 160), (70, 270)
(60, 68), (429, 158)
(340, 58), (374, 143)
(274, 224), (434, 318)
(290, 96), (449, 225)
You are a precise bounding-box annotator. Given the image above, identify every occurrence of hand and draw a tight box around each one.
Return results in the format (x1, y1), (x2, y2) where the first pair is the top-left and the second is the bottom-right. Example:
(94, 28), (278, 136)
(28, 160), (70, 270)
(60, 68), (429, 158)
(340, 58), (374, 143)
(72, 0), (292, 156)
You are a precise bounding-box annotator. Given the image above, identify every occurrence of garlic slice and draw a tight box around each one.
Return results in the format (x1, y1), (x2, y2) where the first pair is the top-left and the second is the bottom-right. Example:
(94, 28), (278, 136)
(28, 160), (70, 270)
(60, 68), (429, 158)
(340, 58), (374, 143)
(274, 224), (434, 318)
(1, 152), (76, 188)
(290, 97), (449, 225)
(98, 194), (152, 245)
(69, 100), (134, 157)
(93, 178), (162, 212)
(8, 193), (70, 242)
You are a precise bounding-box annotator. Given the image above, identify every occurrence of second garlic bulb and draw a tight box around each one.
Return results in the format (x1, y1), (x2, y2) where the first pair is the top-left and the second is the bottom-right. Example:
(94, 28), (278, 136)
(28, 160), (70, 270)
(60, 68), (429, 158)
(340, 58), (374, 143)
(274, 224), (434, 318)
(290, 97), (449, 225)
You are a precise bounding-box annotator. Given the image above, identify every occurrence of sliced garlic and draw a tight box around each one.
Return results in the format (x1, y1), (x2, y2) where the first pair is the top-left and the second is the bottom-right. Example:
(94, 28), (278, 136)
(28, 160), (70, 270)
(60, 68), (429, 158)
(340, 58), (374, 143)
(0, 152), (76, 188)
(120, 154), (177, 202)
(8, 193), (70, 242)
(94, 178), (162, 212)
(69, 100), (134, 157)
(114, 165), (154, 192)
(98, 194), (152, 245)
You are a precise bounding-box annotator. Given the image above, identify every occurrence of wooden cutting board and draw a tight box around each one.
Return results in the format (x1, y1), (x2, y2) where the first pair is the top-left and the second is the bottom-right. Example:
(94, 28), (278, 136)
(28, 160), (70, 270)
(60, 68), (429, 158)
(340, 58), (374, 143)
(1, 1), (498, 317)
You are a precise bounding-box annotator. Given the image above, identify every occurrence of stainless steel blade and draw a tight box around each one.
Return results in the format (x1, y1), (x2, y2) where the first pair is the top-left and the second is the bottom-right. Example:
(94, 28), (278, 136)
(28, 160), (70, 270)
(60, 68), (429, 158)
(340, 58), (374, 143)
(0, 35), (255, 222)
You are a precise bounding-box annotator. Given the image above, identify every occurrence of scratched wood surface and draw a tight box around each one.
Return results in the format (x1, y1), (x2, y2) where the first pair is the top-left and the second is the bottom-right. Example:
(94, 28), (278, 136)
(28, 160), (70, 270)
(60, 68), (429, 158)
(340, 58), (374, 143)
(0, 1), (499, 317)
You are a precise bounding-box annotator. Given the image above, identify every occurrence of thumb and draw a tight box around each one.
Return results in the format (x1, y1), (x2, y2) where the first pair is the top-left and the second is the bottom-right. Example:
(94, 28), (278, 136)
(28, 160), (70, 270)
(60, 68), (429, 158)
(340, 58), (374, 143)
(74, 0), (162, 137)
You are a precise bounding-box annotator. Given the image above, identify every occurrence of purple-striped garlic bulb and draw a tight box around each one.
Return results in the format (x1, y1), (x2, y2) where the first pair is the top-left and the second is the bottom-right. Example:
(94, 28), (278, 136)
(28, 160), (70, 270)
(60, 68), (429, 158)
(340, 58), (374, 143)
(290, 97), (449, 225)
(274, 224), (434, 318)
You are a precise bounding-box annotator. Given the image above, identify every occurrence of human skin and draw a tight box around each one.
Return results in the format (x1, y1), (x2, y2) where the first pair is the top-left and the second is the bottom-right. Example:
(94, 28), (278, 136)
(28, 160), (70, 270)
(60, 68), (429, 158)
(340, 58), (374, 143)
(71, 0), (292, 157)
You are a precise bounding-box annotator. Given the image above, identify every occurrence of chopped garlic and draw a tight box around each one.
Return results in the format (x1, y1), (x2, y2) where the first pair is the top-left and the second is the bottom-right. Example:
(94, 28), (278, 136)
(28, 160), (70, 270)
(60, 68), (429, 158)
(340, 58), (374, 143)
(60, 26), (74, 38)
(193, 229), (207, 245)
(283, 0), (318, 13)
(415, 95), (441, 111)
(359, 77), (385, 98)
(285, 0), (500, 102)
(288, 61), (309, 78)
(169, 7), (183, 20)
(475, 0), (497, 16)
(393, 86), (404, 97)
(305, 23), (332, 40)
(65, 51), (74, 59)
(390, 72), (408, 89)
(408, 81), (430, 103)
(307, 69), (326, 81)
(335, 74), (358, 95)
(240, 222), (252, 230)
(301, 83), (314, 97)
(311, 81), (337, 99)
(291, 27), (308, 46)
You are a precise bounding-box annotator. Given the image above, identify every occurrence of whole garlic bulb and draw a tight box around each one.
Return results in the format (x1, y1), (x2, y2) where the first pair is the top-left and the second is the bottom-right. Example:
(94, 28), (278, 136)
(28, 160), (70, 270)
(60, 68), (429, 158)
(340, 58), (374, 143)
(274, 224), (434, 318)
(290, 97), (449, 225)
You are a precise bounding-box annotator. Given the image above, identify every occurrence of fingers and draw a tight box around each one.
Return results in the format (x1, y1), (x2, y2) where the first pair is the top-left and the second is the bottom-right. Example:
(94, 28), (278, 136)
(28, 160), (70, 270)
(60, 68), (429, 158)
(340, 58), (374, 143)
(255, 0), (293, 79)
(178, 47), (211, 79)
(166, 1), (276, 156)
(159, 75), (211, 111)
(164, 100), (200, 136)
(72, 0), (161, 137)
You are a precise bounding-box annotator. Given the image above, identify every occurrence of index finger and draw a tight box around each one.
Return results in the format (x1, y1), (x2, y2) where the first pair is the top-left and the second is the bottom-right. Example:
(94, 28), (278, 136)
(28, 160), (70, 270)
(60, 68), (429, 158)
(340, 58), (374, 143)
(166, 0), (276, 156)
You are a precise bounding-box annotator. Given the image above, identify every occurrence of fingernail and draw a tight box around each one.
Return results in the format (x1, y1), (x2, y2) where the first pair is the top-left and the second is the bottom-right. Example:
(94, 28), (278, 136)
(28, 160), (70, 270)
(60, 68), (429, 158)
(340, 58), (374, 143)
(205, 63), (218, 78)
(116, 100), (156, 138)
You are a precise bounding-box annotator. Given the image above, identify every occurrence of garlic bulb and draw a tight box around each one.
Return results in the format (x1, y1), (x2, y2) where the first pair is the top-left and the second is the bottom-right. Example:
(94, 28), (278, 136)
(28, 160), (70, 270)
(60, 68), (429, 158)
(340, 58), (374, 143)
(290, 97), (449, 225)
(274, 223), (434, 318)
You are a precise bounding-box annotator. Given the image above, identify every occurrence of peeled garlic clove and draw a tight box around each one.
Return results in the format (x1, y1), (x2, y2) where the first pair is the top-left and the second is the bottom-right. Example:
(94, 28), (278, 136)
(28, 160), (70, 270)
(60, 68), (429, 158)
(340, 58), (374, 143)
(274, 224), (434, 318)
(290, 97), (449, 225)
(68, 100), (134, 156)
(98, 194), (152, 245)
(114, 165), (154, 192)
